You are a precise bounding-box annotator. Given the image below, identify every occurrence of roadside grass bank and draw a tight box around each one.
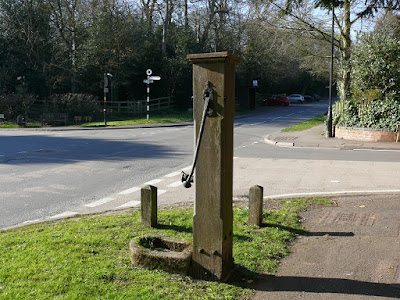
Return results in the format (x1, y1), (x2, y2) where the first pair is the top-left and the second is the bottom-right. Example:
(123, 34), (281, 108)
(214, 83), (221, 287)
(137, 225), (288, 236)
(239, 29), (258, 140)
(0, 198), (331, 299)
(281, 114), (326, 132)
(81, 111), (193, 127)
(0, 122), (42, 128)
(0, 106), (258, 129)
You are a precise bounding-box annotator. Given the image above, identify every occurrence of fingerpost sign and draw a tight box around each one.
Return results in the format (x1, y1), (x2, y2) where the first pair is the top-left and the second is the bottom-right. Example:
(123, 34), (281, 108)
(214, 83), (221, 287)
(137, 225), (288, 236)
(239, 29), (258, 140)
(144, 69), (161, 120)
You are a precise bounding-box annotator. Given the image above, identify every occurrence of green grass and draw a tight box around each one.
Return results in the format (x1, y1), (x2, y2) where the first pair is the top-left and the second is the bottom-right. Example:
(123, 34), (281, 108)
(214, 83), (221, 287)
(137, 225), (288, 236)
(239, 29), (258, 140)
(81, 112), (193, 127)
(281, 114), (326, 132)
(0, 197), (331, 299)
(0, 122), (42, 128)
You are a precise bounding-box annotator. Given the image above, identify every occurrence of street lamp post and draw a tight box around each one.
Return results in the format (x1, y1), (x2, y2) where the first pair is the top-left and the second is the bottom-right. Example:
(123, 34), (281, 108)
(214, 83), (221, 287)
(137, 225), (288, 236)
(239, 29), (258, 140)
(326, 5), (335, 138)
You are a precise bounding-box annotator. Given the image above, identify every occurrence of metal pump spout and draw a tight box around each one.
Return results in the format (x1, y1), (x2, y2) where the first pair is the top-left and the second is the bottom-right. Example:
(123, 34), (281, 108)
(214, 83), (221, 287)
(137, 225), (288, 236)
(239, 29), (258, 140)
(182, 81), (213, 188)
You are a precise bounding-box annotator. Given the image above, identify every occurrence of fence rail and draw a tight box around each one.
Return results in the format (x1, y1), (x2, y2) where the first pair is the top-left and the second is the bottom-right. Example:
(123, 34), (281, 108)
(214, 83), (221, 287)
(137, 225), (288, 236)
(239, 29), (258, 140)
(106, 97), (175, 114)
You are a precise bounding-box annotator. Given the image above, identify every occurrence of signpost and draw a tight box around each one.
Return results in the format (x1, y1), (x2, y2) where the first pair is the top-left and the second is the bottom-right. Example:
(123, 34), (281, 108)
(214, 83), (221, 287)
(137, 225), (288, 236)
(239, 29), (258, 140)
(144, 69), (161, 119)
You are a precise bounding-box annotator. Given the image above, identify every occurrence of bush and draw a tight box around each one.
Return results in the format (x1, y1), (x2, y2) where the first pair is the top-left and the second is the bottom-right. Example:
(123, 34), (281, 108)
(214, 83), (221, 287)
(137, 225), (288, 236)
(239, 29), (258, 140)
(351, 29), (400, 97)
(48, 93), (99, 116)
(361, 95), (400, 131)
(0, 93), (36, 121)
(334, 95), (400, 131)
(336, 28), (400, 132)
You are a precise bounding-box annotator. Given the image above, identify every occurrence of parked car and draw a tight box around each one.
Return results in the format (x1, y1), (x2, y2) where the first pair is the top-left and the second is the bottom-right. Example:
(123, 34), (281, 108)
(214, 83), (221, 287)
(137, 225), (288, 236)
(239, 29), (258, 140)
(303, 95), (314, 102)
(287, 94), (305, 103)
(263, 95), (290, 106)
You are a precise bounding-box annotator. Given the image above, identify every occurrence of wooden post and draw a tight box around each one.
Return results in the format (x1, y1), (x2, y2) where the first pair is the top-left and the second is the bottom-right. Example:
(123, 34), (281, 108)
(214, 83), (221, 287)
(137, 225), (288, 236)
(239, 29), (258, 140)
(249, 185), (263, 227)
(188, 52), (240, 281)
(141, 185), (157, 227)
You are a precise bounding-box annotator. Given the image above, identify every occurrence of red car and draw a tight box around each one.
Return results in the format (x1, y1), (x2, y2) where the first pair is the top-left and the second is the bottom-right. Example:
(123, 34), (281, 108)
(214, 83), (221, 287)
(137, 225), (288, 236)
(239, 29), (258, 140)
(263, 95), (290, 106)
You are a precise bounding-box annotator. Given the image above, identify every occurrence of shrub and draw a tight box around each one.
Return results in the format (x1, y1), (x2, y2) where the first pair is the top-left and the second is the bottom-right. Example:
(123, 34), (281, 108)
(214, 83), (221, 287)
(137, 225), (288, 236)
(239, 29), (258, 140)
(334, 99), (360, 127)
(335, 95), (400, 131)
(351, 29), (400, 97)
(48, 93), (99, 116)
(335, 28), (400, 132)
(0, 93), (36, 120)
(361, 95), (400, 131)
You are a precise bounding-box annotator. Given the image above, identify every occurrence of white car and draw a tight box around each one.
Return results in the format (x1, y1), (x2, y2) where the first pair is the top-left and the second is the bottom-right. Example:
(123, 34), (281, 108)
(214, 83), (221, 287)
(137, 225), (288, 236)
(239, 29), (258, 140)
(287, 94), (305, 104)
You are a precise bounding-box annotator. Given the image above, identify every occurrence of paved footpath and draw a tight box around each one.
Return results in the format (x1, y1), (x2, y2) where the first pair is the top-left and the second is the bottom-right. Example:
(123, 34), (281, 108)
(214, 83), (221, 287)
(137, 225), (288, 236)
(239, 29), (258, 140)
(252, 194), (400, 299)
(252, 125), (400, 299)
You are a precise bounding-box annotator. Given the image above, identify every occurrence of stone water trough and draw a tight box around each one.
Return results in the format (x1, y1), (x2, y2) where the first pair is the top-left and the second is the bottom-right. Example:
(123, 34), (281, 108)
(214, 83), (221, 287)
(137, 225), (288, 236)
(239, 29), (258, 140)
(129, 236), (193, 275)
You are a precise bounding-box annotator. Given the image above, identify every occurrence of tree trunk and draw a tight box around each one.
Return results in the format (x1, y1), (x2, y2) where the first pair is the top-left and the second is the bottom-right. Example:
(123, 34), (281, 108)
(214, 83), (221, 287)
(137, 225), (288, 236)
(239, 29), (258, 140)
(162, 0), (169, 56)
(338, 0), (352, 103)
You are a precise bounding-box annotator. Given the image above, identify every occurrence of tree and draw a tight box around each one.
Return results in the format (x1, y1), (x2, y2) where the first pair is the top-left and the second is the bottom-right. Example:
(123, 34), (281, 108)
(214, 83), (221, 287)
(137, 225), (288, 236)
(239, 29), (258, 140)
(48, 0), (89, 93)
(0, 0), (52, 96)
(351, 27), (400, 99)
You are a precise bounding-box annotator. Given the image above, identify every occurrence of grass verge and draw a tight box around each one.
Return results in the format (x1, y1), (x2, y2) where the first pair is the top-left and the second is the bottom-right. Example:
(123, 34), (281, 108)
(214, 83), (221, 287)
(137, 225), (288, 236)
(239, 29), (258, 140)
(0, 106), (258, 129)
(81, 112), (193, 127)
(0, 122), (42, 128)
(0, 197), (331, 299)
(281, 114), (326, 132)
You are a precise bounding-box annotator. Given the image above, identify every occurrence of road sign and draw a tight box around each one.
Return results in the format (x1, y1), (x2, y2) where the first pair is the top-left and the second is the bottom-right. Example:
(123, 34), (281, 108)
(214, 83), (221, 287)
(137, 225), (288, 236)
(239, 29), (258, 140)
(149, 76), (161, 81)
(143, 79), (154, 84)
(146, 69), (152, 76)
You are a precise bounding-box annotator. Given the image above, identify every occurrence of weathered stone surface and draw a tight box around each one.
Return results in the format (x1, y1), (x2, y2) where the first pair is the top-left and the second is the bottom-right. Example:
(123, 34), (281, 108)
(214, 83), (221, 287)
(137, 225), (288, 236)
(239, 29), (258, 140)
(249, 185), (264, 227)
(129, 236), (193, 275)
(141, 185), (157, 227)
(187, 52), (239, 281)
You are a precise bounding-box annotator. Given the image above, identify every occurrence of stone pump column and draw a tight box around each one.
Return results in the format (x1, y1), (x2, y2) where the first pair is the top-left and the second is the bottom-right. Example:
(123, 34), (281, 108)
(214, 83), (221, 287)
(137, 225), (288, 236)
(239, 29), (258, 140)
(187, 52), (240, 281)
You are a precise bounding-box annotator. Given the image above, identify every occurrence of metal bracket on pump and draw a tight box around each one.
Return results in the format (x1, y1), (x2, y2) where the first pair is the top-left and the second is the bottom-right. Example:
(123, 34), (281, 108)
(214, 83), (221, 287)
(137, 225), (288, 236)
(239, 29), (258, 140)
(182, 81), (213, 188)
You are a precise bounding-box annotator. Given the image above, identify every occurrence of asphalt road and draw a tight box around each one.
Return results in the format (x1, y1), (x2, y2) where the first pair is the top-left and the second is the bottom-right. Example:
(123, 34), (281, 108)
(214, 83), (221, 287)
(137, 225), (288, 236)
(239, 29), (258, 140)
(1, 100), (399, 229)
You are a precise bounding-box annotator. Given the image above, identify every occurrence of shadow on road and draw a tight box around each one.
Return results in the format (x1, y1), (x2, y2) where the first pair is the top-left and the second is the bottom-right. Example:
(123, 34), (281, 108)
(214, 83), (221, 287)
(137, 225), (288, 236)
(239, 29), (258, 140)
(0, 135), (182, 165)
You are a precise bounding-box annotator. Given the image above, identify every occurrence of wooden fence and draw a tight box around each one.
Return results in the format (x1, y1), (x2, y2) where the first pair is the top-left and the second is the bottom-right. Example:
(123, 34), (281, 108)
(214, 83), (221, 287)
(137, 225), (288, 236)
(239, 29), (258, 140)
(106, 97), (175, 114)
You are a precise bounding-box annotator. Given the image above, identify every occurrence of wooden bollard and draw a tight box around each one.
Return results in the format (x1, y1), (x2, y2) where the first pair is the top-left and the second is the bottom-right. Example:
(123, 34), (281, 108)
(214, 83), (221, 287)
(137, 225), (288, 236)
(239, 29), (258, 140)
(141, 185), (157, 227)
(249, 185), (263, 226)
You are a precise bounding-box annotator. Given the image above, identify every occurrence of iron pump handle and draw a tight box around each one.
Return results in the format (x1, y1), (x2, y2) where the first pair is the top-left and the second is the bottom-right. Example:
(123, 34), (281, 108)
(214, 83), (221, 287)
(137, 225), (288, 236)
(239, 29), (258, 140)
(182, 81), (213, 188)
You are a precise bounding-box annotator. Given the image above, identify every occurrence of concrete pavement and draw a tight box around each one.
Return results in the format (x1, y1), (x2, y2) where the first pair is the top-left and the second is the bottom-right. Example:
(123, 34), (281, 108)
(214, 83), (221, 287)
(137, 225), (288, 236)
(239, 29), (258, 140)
(264, 123), (400, 151)
(252, 124), (400, 299)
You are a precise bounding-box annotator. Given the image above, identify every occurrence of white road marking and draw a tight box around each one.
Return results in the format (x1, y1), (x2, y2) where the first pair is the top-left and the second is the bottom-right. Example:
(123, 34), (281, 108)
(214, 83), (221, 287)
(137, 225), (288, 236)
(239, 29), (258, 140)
(118, 187), (140, 195)
(85, 197), (114, 208)
(168, 181), (182, 188)
(158, 189), (167, 196)
(50, 211), (78, 219)
(165, 171), (181, 178)
(331, 180), (341, 183)
(117, 201), (141, 209)
(144, 178), (164, 185)
(17, 151), (27, 154)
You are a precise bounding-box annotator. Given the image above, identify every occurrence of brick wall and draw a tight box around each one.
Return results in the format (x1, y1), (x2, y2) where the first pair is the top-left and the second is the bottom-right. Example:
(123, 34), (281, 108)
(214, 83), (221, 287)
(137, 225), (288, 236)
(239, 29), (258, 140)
(335, 127), (397, 142)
